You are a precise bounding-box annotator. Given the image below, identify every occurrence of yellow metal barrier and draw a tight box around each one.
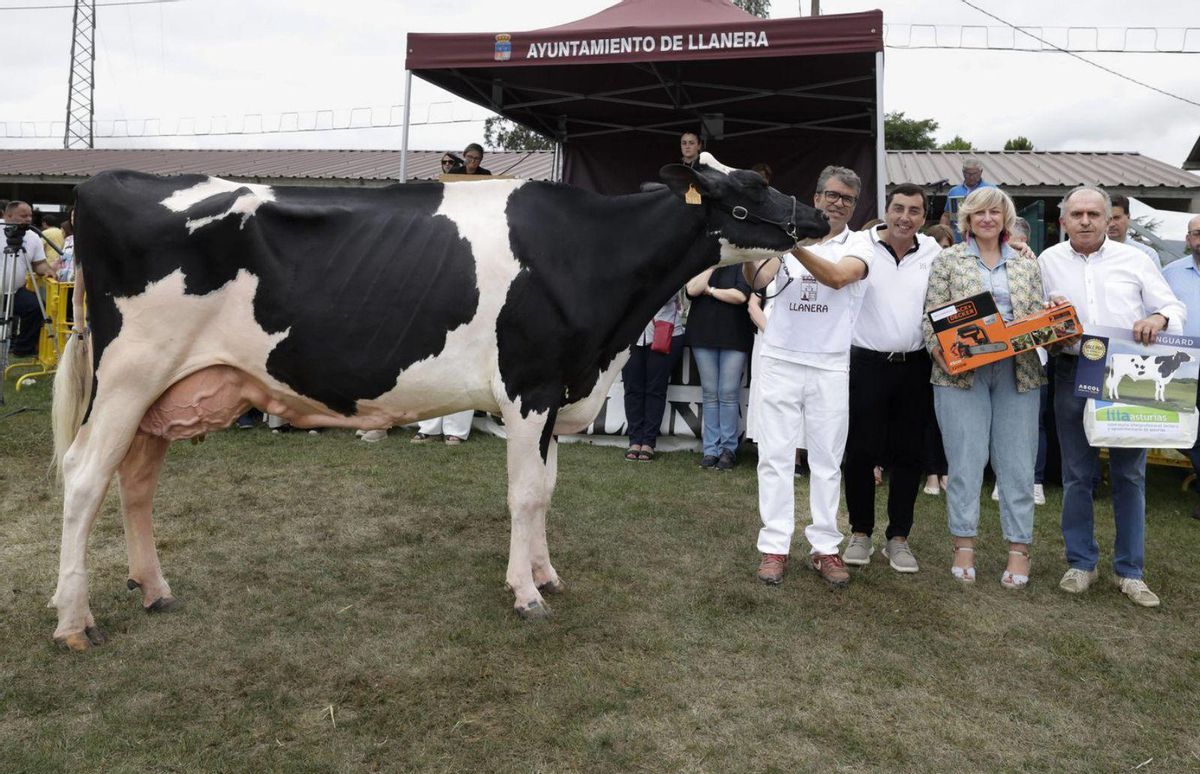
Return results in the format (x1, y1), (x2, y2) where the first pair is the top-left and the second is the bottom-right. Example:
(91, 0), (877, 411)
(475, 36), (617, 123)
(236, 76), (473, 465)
(5, 277), (80, 388)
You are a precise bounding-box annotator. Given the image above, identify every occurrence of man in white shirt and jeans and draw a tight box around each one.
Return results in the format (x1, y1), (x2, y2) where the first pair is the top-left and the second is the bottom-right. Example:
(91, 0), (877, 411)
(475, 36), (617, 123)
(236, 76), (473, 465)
(1039, 185), (1185, 607)
(745, 165), (872, 588)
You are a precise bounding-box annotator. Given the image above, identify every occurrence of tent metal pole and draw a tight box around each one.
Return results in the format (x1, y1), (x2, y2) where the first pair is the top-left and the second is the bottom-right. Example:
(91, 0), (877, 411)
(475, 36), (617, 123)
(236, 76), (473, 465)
(400, 70), (413, 184)
(874, 51), (885, 218)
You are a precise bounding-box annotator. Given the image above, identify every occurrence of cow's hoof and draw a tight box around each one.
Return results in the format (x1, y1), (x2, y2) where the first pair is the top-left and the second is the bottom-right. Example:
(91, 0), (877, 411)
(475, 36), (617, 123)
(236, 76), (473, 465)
(54, 625), (106, 652)
(514, 599), (553, 621)
(537, 578), (565, 595)
(145, 596), (183, 614)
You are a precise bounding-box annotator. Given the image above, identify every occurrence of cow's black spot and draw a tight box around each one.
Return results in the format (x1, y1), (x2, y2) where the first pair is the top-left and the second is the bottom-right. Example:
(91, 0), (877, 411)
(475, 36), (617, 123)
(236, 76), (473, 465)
(497, 182), (715, 418)
(73, 170), (479, 416)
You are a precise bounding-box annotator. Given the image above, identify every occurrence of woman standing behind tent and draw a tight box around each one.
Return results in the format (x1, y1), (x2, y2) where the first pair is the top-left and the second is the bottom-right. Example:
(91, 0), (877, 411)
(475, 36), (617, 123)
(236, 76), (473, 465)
(686, 265), (754, 470)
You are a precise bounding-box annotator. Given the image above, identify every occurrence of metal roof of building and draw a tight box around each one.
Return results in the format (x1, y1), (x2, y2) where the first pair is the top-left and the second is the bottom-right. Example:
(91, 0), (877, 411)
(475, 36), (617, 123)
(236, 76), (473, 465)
(887, 150), (1200, 193)
(1, 148), (1196, 195)
(0, 148), (556, 186)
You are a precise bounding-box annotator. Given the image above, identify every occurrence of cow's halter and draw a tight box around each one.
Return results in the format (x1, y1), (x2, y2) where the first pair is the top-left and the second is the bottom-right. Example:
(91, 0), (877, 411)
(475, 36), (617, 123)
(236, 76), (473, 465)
(714, 194), (801, 242)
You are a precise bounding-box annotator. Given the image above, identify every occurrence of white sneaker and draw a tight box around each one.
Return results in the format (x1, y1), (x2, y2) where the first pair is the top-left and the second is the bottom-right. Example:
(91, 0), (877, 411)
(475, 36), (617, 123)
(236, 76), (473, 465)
(991, 484), (999, 502)
(1059, 567), (1098, 594)
(1115, 577), (1160, 608)
(360, 429), (388, 443)
(1033, 484), (1046, 506)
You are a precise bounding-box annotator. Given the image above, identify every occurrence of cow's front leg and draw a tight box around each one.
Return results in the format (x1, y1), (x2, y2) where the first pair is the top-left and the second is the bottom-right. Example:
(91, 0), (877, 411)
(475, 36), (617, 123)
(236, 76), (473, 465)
(501, 405), (557, 620)
(530, 436), (563, 595)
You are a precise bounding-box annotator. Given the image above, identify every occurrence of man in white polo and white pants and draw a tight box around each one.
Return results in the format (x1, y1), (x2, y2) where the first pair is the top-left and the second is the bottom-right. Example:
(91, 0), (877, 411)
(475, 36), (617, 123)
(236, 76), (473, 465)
(746, 165), (873, 588)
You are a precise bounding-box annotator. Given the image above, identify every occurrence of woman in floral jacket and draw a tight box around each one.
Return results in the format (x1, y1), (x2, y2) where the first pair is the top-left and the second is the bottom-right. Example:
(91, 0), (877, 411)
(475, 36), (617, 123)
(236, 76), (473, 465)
(922, 187), (1046, 589)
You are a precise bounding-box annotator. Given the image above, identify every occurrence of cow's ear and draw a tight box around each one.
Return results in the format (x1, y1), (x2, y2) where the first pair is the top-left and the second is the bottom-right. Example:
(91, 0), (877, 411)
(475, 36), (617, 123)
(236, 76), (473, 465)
(659, 164), (721, 202)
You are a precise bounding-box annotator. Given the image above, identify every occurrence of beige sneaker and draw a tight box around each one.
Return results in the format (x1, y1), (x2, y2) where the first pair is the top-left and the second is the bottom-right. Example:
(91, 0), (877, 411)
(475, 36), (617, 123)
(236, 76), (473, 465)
(883, 538), (919, 573)
(842, 535), (873, 566)
(1059, 567), (1098, 594)
(1115, 577), (1160, 608)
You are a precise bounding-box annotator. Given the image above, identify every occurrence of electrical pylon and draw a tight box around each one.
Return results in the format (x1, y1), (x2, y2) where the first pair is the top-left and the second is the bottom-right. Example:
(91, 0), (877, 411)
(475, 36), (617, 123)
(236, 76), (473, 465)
(63, 0), (97, 149)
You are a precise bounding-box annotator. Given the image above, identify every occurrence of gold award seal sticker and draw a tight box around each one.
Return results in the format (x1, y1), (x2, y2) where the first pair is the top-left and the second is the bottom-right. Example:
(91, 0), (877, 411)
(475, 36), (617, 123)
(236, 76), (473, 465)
(1081, 338), (1106, 361)
(685, 185), (702, 205)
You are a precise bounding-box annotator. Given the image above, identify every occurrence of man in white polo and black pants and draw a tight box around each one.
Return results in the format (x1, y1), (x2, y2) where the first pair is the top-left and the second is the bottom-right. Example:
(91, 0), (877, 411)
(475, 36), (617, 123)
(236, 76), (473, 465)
(843, 183), (942, 573)
(746, 165), (873, 588)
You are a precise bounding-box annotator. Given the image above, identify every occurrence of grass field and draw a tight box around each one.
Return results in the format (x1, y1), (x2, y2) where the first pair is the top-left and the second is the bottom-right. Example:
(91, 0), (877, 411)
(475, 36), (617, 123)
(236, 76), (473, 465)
(3, 376), (1200, 772)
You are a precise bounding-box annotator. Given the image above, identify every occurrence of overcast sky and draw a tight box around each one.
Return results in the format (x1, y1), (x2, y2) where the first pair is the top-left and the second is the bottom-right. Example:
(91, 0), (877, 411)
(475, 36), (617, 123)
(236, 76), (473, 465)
(1, 0), (1197, 167)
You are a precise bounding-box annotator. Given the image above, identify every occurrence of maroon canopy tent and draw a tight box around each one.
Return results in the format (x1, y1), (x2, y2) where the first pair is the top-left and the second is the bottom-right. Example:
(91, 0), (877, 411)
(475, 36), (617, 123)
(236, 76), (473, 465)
(404, 0), (884, 219)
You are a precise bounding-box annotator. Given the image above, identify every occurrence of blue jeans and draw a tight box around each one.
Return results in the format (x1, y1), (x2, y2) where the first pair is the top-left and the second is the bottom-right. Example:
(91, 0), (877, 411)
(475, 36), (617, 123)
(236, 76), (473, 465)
(691, 347), (747, 457)
(1054, 361), (1147, 579)
(933, 359), (1039, 544)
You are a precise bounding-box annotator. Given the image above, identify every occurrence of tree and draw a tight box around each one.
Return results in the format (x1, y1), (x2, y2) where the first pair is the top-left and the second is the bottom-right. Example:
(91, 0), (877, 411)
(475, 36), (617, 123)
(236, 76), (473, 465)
(884, 111), (938, 150)
(483, 117), (553, 151)
(732, 0), (770, 18)
(939, 135), (973, 151)
(1004, 136), (1034, 151)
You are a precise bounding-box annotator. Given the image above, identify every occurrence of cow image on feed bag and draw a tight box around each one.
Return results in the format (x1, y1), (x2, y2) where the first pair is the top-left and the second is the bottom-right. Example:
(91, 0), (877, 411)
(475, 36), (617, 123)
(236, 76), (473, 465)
(47, 153), (829, 651)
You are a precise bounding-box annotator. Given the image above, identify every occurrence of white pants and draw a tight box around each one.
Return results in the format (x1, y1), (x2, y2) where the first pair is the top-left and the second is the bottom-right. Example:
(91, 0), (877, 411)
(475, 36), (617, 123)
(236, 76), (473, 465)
(755, 356), (847, 556)
(417, 410), (474, 439)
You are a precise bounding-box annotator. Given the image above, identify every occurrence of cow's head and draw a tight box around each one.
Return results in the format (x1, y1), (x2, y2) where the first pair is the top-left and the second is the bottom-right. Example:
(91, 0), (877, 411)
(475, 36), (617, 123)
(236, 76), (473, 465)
(659, 152), (829, 264)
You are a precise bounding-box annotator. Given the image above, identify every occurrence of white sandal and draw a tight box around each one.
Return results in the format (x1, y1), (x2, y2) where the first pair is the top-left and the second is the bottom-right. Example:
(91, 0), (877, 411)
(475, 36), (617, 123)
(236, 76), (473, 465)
(951, 545), (975, 583)
(1001, 549), (1030, 590)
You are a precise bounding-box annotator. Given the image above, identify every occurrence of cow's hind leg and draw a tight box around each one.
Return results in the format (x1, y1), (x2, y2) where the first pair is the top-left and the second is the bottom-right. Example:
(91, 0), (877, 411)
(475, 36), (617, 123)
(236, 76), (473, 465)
(52, 404), (147, 650)
(119, 433), (180, 613)
(501, 404), (559, 620)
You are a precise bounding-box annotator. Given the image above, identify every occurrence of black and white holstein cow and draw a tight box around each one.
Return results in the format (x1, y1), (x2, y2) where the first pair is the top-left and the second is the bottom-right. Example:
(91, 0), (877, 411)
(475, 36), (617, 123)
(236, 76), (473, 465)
(1106, 351), (1193, 402)
(49, 152), (828, 650)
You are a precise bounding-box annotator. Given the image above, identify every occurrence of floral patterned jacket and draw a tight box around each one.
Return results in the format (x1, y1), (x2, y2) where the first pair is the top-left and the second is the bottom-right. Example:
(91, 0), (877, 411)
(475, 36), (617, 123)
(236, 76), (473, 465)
(921, 242), (1048, 393)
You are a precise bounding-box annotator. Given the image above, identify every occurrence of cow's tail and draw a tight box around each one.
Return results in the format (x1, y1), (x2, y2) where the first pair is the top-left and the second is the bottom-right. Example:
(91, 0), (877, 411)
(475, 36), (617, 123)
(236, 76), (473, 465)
(51, 321), (93, 483)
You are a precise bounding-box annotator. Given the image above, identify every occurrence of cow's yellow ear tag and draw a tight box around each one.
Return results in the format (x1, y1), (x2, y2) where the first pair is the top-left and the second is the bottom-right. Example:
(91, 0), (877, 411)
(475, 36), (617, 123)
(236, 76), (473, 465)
(685, 185), (702, 205)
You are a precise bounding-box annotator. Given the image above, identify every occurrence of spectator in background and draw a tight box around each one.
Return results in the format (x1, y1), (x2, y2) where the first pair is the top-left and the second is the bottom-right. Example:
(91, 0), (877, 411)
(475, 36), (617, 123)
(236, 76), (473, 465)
(1040, 186), (1185, 607)
(920, 224), (954, 496)
(1107, 194), (1161, 266)
(440, 153), (465, 175)
(924, 224), (954, 249)
(40, 212), (65, 270)
(940, 157), (995, 243)
(2, 200), (54, 357)
(461, 144), (491, 176)
(1161, 214), (1200, 520)
(745, 160), (808, 476)
(686, 264), (754, 471)
(923, 187), (1046, 589)
(680, 131), (703, 169)
(622, 290), (686, 462)
(55, 210), (75, 282)
(412, 411), (474, 446)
